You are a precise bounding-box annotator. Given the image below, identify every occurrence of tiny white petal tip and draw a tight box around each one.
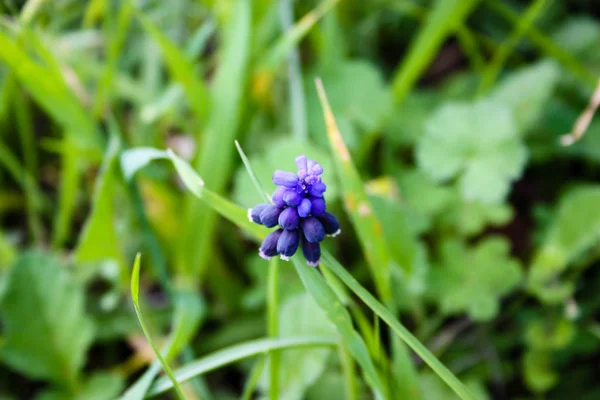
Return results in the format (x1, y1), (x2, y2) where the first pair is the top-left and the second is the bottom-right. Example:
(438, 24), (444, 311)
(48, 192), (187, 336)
(328, 229), (341, 237)
(307, 260), (321, 267)
(258, 250), (271, 260)
(247, 208), (253, 222)
(279, 255), (290, 261)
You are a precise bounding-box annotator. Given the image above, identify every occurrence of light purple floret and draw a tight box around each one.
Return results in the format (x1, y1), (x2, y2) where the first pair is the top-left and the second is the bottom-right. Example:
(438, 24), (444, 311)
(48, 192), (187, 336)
(273, 170), (299, 188)
(298, 198), (312, 218)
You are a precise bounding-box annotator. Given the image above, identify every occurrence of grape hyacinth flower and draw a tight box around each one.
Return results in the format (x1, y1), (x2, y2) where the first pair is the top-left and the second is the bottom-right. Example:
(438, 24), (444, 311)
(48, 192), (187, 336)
(248, 155), (340, 266)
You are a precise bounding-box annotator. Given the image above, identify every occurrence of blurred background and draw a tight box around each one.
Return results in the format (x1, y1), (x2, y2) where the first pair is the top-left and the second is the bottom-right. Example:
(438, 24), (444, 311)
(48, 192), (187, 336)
(1, 0), (600, 399)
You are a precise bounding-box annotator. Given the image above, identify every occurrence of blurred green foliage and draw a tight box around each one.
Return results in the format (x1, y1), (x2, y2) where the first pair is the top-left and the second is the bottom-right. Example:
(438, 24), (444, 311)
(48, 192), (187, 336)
(1, 0), (600, 399)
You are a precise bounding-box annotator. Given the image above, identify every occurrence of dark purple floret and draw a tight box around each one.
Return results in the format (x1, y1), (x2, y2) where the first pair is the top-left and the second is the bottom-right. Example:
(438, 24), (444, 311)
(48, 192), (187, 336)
(259, 229), (283, 260)
(298, 198), (312, 218)
(278, 207), (299, 230)
(260, 205), (283, 228)
(309, 182), (326, 197)
(301, 237), (321, 267)
(310, 198), (326, 216)
(318, 212), (341, 237)
(248, 204), (269, 224)
(272, 186), (287, 207)
(273, 170), (298, 188)
(302, 217), (325, 243)
(277, 229), (300, 260)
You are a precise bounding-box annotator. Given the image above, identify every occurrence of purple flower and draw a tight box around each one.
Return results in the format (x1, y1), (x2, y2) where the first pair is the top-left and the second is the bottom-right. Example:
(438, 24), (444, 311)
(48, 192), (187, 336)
(248, 203), (269, 224)
(277, 229), (300, 260)
(249, 155), (339, 266)
(302, 217), (325, 243)
(259, 229), (283, 260)
(301, 237), (321, 266)
(260, 205), (283, 228)
(279, 207), (299, 229)
(318, 212), (341, 237)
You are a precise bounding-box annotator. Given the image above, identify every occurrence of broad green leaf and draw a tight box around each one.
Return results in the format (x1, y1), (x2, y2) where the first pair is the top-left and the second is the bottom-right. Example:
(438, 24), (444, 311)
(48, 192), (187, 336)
(137, 12), (209, 121)
(74, 135), (123, 266)
(491, 60), (560, 133)
(523, 350), (558, 393)
(38, 372), (125, 400)
(292, 259), (386, 400)
(428, 237), (522, 321)
(391, 0), (479, 103)
(552, 17), (600, 58)
(259, 294), (336, 400)
(417, 99), (527, 203)
(528, 186), (600, 303)
(232, 139), (337, 208)
(383, 91), (439, 147)
(525, 318), (575, 351)
(147, 337), (337, 397)
(437, 197), (513, 237)
(0, 252), (94, 387)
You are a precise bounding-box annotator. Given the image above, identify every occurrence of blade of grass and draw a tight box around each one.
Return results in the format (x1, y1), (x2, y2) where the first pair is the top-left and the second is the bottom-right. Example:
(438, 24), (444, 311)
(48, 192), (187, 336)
(314, 78), (394, 303)
(147, 336), (337, 397)
(52, 141), (79, 248)
(267, 257), (280, 400)
(92, 0), (135, 117)
(241, 357), (267, 400)
(0, 30), (102, 152)
(292, 257), (386, 399)
(279, 0), (308, 141)
(121, 147), (475, 399)
(338, 342), (358, 400)
(484, 0), (596, 86)
(235, 140), (270, 203)
(74, 135), (124, 266)
(179, 0), (252, 280)
(320, 254), (477, 400)
(14, 89), (43, 242)
(258, 0), (342, 72)
(129, 254), (186, 400)
(478, 0), (548, 93)
(136, 10), (209, 122)
(391, 0), (480, 104)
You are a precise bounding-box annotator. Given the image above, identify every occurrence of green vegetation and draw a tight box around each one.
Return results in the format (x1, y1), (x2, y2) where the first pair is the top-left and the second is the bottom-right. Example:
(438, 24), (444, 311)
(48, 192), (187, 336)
(1, 0), (600, 399)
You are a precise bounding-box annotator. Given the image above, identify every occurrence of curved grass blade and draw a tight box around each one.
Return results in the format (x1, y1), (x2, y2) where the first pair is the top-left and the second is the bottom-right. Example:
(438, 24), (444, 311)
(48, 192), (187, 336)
(391, 0), (479, 104)
(320, 253), (478, 400)
(130, 254), (186, 400)
(235, 140), (270, 203)
(478, 0), (548, 93)
(292, 258), (387, 399)
(147, 337), (336, 397)
(136, 11), (209, 122)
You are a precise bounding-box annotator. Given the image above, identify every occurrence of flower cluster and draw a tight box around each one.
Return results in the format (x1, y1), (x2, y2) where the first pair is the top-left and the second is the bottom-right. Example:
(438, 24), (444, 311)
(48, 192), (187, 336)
(248, 155), (340, 266)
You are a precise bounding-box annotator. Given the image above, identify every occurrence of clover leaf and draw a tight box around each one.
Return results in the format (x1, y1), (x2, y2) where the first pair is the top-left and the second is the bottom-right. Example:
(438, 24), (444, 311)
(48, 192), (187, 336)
(428, 237), (522, 321)
(417, 99), (527, 204)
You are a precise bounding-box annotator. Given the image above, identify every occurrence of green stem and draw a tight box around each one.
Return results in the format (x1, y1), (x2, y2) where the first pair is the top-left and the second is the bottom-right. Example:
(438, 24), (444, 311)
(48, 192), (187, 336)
(241, 356), (267, 400)
(339, 341), (358, 400)
(267, 257), (280, 400)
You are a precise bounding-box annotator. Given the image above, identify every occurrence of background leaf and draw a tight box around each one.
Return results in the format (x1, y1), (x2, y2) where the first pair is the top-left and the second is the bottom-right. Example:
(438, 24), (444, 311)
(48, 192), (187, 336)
(0, 252), (94, 387)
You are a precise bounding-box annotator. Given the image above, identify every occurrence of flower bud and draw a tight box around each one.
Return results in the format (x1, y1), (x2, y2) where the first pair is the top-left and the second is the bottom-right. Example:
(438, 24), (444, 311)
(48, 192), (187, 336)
(260, 205), (283, 228)
(278, 207), (299, 229)
(277, 229), (300, 260)
(302, 217), (325, 243)
(259, 229), (283, 260)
